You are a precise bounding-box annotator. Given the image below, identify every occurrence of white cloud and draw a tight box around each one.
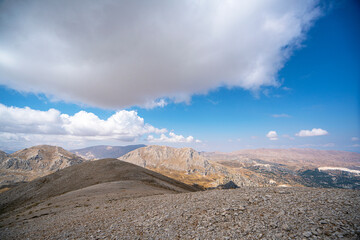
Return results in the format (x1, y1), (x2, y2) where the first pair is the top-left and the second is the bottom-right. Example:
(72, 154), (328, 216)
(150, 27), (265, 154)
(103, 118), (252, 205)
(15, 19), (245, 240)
(295, 128), (328, 137)
(142, 99), (168, 109)
(0, 104), (197, 149)
(0, 0), (321, 108)
(352, 144), (360, 148)
(266, 131), (278, 140)
(351, 137), (359, 141)
(272, 113), (291, 118)
(282, 87), (292, 91)
(147, 132), (200, 143)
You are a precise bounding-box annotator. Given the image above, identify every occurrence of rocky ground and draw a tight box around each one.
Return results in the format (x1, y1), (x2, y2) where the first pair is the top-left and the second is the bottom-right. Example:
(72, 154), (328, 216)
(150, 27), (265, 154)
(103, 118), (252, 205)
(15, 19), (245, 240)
(0, 187), (359, 239)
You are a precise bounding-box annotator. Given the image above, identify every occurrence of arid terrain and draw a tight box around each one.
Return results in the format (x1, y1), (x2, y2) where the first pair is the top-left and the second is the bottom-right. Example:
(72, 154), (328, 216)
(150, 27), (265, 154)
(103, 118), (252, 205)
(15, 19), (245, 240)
(0, 145), (359, 239)
(0, 185), (359, 239)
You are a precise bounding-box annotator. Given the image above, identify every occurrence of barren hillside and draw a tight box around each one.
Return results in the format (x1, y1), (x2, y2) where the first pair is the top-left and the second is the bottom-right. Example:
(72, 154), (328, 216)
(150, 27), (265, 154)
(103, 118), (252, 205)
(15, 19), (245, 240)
(0, 158), (199, 215)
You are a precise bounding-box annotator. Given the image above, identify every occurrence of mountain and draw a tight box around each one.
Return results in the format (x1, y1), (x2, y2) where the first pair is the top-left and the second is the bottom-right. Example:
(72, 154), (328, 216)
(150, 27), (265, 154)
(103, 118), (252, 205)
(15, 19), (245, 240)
(120, 146), (360, 189)
(71, 144), (146, 160)
(119, 145), (220, 187)
(0, 158), (200, 215)
(0, 145), (85, 187)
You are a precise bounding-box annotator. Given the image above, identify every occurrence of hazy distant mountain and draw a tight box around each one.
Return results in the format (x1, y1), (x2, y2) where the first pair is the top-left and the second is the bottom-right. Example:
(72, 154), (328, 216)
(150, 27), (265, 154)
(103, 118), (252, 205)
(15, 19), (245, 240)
(0, 145), (85, 187)
(209, 148), (360, 169)
(120, 146), (360, 189)
(71, 144), (146, 160)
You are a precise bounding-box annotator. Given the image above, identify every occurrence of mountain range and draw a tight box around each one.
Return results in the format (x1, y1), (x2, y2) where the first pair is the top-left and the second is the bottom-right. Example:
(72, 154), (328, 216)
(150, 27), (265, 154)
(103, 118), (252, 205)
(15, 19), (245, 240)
(1, 145), (360, 190)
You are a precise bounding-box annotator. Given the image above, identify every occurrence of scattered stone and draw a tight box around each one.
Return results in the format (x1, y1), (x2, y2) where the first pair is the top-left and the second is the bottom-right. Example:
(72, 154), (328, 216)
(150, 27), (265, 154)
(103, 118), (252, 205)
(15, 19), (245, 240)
(303, 231), (313, 237)
(0, 187), (359, 240)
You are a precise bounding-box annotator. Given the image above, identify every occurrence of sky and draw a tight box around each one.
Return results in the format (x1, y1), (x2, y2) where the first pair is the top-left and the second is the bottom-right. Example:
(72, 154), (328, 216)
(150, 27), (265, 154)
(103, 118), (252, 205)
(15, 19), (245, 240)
(0, 0), (359, 152)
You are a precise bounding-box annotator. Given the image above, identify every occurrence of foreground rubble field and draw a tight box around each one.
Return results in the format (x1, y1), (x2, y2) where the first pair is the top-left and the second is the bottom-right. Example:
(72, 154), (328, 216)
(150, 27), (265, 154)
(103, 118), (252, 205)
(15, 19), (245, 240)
(1, 187), (359, 239)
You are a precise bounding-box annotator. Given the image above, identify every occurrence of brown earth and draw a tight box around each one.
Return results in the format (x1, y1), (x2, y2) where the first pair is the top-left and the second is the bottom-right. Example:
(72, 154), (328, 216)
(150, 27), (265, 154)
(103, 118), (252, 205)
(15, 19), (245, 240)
(0, 158), (199, 216)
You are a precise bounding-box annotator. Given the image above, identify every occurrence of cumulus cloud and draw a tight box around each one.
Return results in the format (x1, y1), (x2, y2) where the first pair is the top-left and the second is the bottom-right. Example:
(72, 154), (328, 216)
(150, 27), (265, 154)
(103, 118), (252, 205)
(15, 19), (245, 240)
(272, 113), (291, 118)
(0, 0), (321, 108)
(266, 131), (278, 140)
(295, 128), (328, 137)
(0, 104), (201, 148)
(147, 132), (200, 143)
(351, 137), (359, 141)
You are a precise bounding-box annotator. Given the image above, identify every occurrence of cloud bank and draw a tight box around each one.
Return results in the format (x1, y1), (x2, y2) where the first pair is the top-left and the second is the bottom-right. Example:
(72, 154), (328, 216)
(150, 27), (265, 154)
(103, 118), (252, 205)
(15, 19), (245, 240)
(0, 104), (199, 148)
(147, 132), (201, 143)
(0, 0), (321, 108)
(295, 128), (328, 137)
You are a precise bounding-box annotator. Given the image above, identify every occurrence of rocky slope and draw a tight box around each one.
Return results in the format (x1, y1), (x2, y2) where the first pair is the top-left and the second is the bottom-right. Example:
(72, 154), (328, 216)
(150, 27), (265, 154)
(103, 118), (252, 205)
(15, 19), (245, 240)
(0, 145), (85, 187)
(71, 144), (146, 160)
(0, 187), (358, 239)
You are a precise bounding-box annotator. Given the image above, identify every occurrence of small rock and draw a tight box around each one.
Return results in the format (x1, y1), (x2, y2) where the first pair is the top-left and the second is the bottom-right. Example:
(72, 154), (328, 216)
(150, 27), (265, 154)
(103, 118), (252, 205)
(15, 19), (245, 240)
(282, 224), (291, 231)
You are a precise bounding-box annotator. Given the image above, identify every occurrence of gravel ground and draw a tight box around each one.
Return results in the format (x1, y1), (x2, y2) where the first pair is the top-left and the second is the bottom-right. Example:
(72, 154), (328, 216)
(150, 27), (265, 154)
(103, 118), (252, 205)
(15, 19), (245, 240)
(0, 187), (359, 239)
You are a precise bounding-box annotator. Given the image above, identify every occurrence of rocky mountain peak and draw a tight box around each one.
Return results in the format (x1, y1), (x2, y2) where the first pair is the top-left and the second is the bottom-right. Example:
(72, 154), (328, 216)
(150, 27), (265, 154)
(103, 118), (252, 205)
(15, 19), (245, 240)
(0, 145), (85, 186)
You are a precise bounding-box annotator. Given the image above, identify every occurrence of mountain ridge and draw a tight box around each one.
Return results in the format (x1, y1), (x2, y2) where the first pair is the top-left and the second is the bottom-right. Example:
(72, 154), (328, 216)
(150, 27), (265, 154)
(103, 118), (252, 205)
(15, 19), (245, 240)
(120, 145), (360, 189)
(0, 158), (200, 215)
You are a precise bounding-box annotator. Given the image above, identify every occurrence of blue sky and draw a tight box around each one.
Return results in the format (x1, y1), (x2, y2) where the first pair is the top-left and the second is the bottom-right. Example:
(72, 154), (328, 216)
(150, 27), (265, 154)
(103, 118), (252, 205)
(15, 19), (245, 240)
(0, 0), (359, 152)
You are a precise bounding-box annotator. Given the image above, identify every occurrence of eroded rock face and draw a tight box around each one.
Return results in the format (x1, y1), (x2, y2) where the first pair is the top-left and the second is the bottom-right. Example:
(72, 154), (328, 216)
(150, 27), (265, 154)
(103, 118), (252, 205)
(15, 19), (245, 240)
(120, 145), (215, 175)
(0, 145), (85, 186)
